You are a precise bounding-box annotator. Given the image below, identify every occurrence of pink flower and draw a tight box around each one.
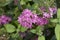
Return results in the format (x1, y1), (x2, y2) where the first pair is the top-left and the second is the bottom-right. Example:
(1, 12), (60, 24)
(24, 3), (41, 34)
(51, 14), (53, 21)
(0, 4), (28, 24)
(36, 17), (48, 26)
(18, 9), (49, 28)
(43, 12), (51, 18)
(0, 15), (11, 25)
(31, 13), (38, 24)
(49, 7), (57, 17)
(18, 9), (33, 28)
(22, 9), (32, 17)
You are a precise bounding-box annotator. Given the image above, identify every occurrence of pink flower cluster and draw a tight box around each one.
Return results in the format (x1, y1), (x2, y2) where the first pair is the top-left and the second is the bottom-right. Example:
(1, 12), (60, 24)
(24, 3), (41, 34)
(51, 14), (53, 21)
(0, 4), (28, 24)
(18, 9), (48, 28)
(40, 7), (57, 18)
(0, 15), (11, 25)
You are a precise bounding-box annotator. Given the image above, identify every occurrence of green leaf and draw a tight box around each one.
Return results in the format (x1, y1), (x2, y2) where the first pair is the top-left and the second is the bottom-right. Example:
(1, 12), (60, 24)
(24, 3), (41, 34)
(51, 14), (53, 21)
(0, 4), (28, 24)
(0, 28), (6, 35)
(20, 26), (28, 32)
(55, 24), (60, 40)
(18, 25), (28, 32)
(57, 8), (60, 18)
(10, 33), (22, 40)
(30, 29), (36, 33)
(33, 0), (46, 6)
(4, 24), (16, 33)
(36, 26), (43, 36)
(20, 0), (26, 5)
(38, 36), (45, 40)
(32, 3), (39, 10)
(30, 26), (42, 36)
(50, 19), (58, 23)
(33, 0), (40, 3)
(0, 0), (13, 7)
(58, 19), (60, 24)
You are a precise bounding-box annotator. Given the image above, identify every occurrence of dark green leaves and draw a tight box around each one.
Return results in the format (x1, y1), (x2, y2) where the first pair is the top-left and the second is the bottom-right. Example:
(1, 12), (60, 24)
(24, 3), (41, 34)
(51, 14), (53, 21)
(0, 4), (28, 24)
(10, 33), (22, 40)
(0, 0), (13, 7)
(51, 35), (56, 40)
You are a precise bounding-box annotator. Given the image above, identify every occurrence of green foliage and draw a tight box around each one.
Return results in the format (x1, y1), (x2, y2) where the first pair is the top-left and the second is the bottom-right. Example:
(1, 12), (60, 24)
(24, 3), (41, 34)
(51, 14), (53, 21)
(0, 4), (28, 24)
(38, 36), (45, 40)
(54, 8), (60, 40)
(30, 29), (36, 33)
(0, 0), (58, 40)
(58, 19), (60, 24)
(20, 0), (26, 5)
(33, 0), (55, 7)
(10, 33), (22, 40)
(55, 24), (60, 40)
(57, 8), (60, 18)
(20, 0), (32, 5)
(50, 19), (58, 23)
(18, 25), (28, 32)
(51, 35), (56, 40)
(4, 24), (16, 33)
(30, 26), (43, 36)
(0, 0), (13, 7)
(36, 26), (43, 36)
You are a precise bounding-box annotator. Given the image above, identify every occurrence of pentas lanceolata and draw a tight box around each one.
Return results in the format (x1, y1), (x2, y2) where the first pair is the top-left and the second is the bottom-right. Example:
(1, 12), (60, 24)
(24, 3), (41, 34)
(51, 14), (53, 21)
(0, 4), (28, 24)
(18, 9), (33, 28)
(36, 17), (48, 26)
(0, 15), (11, 25)
(0, 0), (58, 40)
(40, 7), (57, 18)
(18, 9), (49, 28)
(49, 7), (57, 17)
(43, 12), (51, 18)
